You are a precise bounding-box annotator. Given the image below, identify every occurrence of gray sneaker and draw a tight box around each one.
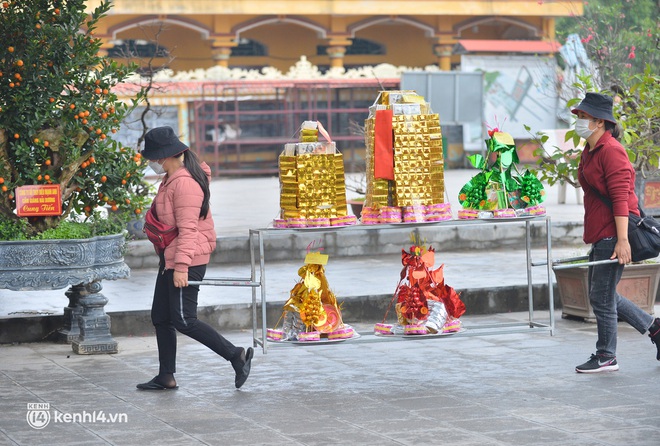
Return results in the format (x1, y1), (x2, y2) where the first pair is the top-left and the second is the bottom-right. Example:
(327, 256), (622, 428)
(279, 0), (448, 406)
(575, 354), (619, 373)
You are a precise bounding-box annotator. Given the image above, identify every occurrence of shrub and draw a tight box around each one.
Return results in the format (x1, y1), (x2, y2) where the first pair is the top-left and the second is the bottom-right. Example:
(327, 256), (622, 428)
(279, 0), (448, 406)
(0, 0), (147, 238)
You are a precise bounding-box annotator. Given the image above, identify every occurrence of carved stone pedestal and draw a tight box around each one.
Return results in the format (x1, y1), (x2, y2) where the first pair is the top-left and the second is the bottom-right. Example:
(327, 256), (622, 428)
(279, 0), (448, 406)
(71, 282), (118, 354)
(57, 284), (85, 343)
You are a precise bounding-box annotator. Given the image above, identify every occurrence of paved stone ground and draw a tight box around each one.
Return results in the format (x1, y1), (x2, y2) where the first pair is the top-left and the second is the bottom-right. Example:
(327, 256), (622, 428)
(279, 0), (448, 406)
(1, 310), (659, 446)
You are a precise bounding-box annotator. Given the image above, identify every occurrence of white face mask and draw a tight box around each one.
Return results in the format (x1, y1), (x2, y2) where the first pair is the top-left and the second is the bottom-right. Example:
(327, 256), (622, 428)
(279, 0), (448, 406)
(575, 118), (595, 139)
(148, 160), (165, 175)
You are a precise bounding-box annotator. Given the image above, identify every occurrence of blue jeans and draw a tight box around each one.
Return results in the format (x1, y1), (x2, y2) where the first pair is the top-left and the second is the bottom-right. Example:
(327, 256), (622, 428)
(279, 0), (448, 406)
(588, 237), (654, 357)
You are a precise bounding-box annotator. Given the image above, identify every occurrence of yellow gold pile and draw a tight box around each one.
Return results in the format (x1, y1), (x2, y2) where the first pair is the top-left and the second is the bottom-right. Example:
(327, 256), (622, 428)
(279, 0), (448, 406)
(284, 264), (340, 330)
(278, 123), (349, 219)
(364, 91), (446, 208)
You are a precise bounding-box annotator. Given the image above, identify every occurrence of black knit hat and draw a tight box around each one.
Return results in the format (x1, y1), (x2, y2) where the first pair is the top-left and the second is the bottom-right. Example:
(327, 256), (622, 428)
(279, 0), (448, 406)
(141, 126), (189, 160)
(571, 92), (617, 124)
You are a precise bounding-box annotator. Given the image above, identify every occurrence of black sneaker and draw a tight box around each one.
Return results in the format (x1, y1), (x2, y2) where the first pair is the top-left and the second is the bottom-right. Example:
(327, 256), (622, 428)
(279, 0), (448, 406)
(648, 318), (660, 361)
(575, 354), (619, 373)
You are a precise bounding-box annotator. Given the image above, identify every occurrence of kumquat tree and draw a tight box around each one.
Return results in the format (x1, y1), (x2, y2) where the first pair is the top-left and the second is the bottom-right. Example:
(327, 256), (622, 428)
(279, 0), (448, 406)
(0, 0), (147, 239)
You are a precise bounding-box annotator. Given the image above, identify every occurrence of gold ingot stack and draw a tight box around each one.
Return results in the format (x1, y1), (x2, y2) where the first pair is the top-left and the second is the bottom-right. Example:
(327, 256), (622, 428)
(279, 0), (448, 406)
(364, 91), (445, 208)
(277, 121), (349, 222)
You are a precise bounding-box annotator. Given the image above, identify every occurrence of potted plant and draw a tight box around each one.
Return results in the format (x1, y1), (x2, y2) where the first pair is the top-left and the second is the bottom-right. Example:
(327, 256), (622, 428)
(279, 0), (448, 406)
(554, 255), (660, 322)
(345, 173), (366, 217)
(0, 0), (147, 353)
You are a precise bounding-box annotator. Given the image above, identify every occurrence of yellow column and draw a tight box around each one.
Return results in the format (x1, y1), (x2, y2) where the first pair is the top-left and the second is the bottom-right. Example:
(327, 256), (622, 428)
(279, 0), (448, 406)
(211, 47), (233, 67)
(327, 46), (347, 69)
(326, 37), (351, 70)
(433, 44), (454, 71)
(210, 37), (237, 68)
(97, 37), (114, 58)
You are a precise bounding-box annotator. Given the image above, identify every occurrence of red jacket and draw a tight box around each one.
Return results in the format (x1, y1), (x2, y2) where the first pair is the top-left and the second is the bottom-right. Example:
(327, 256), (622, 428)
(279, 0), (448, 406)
(151, 162), (217, 272)
(578, 131), (639, 244)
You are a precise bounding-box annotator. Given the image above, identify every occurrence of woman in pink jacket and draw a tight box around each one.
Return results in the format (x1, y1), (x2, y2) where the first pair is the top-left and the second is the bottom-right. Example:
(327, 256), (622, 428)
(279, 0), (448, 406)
(137, 126), (253, 390)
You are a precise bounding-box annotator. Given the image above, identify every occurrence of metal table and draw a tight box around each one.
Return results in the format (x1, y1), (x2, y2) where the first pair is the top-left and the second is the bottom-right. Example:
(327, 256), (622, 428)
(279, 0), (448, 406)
(242, 216), (555, 353)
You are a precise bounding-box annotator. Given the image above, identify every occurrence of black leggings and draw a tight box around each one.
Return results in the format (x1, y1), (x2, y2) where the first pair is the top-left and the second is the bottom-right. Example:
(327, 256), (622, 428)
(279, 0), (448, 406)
(151, 263), (240, 375)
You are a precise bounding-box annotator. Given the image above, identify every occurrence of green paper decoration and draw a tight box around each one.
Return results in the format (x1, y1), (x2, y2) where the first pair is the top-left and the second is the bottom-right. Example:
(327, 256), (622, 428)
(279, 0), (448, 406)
(458, 132), (545, 210)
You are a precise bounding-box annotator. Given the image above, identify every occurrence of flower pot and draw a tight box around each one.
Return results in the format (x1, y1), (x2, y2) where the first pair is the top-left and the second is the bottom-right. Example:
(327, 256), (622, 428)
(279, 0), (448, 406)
(554, 262), (660, 322)
(347, 199), (364, 217)
(0, 233), (129, 353)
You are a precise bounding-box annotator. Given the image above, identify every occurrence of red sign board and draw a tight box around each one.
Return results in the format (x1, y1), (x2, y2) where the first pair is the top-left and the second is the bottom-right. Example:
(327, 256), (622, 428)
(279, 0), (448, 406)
(16, 185), (63, 217)
(643, 182), (660, 209)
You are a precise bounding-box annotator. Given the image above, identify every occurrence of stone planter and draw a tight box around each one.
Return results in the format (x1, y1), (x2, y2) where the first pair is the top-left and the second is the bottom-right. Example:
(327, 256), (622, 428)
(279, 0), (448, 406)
(0, 233), (130, 354)
(554, 262), (660, 322)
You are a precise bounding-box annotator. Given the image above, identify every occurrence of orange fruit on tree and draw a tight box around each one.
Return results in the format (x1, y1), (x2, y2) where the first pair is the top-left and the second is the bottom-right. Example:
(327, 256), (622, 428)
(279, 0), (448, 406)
(45, 159), (51, 165)
(1, 186), (7, 192)
(8, 46), (14, 53)
(0, 177), (4, 183)
(100, 175), (107, 183)
(13, 133), (19, 139)
(43, 141), (49, 147)
(44, 175), (50, 181)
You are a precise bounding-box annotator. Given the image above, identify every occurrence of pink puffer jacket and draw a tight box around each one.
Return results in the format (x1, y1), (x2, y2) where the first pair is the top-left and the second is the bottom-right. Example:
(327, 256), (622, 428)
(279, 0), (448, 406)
(151, 162), (217, 272)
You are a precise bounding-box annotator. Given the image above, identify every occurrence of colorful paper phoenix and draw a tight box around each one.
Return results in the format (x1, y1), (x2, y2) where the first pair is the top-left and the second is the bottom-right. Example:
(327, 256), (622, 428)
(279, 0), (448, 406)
(381, 234), (465, 332)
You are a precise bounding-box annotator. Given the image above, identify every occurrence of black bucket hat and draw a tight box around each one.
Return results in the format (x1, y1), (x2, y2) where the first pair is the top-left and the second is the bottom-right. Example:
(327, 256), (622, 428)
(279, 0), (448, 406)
(571, 92), (617, 124)
(141, 126), (189, 160)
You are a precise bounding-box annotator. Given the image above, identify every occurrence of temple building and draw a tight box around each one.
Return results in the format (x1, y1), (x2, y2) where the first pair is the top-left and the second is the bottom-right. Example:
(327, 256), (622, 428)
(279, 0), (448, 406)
(89, 0), (583, 174)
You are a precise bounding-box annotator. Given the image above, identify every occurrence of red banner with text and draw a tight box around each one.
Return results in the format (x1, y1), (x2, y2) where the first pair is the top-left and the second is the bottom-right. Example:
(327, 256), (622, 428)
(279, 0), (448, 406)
(16, 185), (63, 217)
